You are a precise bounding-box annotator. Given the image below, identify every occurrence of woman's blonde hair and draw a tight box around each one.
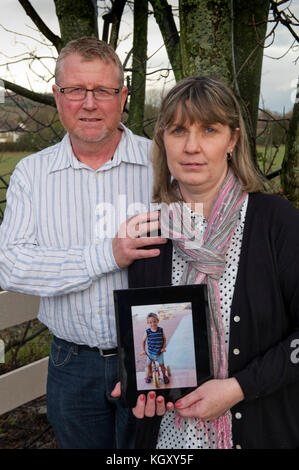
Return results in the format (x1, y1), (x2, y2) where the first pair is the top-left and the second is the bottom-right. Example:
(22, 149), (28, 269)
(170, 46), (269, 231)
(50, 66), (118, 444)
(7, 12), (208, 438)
(152, 76), (264, 204)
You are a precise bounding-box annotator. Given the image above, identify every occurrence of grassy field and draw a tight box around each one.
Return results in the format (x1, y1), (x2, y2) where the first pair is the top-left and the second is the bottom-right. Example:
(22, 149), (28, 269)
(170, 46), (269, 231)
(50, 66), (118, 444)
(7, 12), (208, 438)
(256, 144), (284, 175)
(0, 152), (31, 220)
(0, 146), (285, 217)
(0, 319), (52, 376)
(0, 151), (30, 176)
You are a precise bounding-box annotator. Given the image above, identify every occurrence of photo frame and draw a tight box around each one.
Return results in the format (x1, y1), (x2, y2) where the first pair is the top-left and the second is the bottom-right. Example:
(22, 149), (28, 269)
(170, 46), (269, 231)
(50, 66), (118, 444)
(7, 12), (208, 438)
(114, 284), (213, 407)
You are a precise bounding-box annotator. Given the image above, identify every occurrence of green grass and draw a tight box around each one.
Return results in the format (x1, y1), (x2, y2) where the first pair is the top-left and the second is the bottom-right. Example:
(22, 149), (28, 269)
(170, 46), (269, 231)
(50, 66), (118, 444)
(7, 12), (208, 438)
(0, 152), (30, 219)
(256, 144), (285, 193)
(0, 151), (30, 176)
(257, 144), (284, 175)
(0, 319), (52, 376)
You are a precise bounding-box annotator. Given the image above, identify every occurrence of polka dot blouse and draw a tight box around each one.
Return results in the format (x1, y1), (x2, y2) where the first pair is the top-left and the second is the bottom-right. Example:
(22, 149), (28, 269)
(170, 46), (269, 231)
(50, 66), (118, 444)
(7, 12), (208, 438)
(156, 195), (248, 449)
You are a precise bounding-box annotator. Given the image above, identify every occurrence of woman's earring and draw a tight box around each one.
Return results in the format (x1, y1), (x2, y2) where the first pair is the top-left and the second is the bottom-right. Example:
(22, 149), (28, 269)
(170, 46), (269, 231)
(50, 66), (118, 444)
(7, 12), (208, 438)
(226, 151), (232, 160)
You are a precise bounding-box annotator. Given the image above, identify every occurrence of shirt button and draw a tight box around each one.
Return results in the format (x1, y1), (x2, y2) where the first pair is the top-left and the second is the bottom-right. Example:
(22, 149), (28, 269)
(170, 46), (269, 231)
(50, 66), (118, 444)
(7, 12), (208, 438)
(233, 315), (240, 323)
(235, 412), (242, 419)
(233, 348), (240, 355)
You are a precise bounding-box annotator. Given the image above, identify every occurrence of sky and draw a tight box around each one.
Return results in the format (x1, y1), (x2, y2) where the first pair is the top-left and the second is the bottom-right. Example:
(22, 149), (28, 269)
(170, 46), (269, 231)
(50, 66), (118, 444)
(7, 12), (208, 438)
(0, 0), (298, 113)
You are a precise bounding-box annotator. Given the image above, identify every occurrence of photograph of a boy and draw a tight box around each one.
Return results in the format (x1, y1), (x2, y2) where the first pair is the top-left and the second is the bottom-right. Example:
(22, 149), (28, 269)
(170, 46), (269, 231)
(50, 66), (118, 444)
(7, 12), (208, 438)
(142, 313), (170, 384)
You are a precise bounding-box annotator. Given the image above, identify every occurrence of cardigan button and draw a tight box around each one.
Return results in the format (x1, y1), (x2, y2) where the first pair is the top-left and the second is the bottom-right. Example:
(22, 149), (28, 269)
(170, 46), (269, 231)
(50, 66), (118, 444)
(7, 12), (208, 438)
(233, 348), (240, 355)
(235, 412), (242, 419)
(235, 444), (242, 449)
(233, 315), (240, 323)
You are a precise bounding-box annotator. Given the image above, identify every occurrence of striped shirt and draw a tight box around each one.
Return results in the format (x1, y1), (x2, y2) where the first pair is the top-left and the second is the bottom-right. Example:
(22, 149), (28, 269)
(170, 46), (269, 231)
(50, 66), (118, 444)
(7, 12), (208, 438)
(147, 327), (164, 355)
(0, 125), (153, 348)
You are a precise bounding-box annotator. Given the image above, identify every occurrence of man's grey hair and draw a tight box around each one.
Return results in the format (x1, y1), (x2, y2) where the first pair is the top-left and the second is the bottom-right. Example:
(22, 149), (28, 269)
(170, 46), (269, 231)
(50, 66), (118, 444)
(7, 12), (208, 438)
(55, 36), (124, 86)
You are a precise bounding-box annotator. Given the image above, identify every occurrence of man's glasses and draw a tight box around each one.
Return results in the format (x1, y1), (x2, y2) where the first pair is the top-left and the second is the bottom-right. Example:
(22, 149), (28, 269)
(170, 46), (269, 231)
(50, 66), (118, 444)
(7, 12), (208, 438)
(56, 85), (122, 101)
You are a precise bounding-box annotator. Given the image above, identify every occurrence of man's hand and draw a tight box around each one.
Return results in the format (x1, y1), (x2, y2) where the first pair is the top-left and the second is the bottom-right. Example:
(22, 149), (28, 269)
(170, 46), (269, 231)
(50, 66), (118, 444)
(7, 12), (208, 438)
(112, 211), (167, 268)
(111, 381), (121, 398)
(174, 378), (244, 420)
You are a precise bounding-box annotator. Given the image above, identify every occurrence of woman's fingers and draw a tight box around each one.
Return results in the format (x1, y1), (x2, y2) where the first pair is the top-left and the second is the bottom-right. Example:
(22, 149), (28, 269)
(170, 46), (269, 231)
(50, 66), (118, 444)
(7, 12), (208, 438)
(156, 395), (166, 416)
(144, 391), (158, 417)
(133, 392), (169, 418)
(133, 394), (146, 419)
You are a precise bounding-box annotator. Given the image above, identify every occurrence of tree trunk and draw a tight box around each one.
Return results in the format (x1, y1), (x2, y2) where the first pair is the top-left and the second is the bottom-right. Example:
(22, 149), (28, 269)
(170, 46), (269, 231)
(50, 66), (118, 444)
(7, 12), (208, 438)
(233, 0), (270, 162)
(127, 0), (148, 136)
(54, 0), (98, 47)
(179, 0), (233, 82)
(178, 0), (270, 167)
(109, 0), (127, 50)
(281, 78), (299, 208)
(102, 0), (127, 49)
(150, 0), (182, 81)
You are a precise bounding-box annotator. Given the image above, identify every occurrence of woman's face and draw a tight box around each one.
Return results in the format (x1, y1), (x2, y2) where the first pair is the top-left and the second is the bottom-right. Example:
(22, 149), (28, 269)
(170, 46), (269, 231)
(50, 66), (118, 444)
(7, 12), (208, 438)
(163, 112), (239, 198)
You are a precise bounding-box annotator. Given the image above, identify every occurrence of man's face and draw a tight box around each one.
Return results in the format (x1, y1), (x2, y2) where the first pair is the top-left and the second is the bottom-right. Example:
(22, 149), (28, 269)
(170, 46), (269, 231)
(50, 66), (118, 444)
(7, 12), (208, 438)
(52, 53), (128, 147)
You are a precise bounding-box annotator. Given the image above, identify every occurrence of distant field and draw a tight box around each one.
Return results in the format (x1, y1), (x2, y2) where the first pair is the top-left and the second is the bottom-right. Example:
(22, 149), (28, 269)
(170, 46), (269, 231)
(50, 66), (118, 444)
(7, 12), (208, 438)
(0, 146), (285, 179)
(257, 144), (284, 174)
(0, 152), (31, 219)
(0, 145), (285, 218)
(0, 151), (30, 177)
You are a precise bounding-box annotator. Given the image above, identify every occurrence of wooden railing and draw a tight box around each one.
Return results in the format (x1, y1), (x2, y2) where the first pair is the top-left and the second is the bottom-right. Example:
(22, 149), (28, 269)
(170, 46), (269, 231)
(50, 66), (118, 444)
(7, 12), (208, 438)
(0, 291), (48, 416)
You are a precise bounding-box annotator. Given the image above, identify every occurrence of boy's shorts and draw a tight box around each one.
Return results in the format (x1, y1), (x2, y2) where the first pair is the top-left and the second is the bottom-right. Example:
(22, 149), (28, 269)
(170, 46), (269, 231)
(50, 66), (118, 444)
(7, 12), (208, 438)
(147, 351), (164, 365)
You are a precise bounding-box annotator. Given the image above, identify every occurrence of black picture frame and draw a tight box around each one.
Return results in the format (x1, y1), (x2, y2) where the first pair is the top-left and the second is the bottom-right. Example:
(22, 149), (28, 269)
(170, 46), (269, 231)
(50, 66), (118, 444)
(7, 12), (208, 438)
(114, 284), (213, 408)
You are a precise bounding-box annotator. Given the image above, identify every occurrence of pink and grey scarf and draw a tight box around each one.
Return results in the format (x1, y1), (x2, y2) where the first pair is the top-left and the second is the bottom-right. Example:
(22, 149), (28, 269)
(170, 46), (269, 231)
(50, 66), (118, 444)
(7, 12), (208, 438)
(160, 168), (247, 448)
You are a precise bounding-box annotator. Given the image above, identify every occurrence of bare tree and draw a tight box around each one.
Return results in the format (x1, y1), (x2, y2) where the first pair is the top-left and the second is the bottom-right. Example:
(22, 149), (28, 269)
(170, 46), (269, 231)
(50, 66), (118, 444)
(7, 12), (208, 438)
(0, 0), (298, 201)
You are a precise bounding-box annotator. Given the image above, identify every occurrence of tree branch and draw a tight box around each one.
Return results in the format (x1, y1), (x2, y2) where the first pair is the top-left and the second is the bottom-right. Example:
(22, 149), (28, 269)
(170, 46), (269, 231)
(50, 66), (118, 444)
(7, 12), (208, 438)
(2, 79), (56, 107)
(5, 325), (48, 355)
(18, 0), (62, 52)
(269, 0), (299, 43)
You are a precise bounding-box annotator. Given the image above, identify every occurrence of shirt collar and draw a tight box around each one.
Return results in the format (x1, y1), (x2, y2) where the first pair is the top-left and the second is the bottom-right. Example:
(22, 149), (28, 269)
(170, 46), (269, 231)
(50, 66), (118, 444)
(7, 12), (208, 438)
(48, 124), (149, 174)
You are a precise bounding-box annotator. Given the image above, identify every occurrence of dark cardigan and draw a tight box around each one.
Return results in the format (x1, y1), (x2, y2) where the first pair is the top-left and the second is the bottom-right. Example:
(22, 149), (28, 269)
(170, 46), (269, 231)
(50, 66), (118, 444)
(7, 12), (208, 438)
(128, 193), (299, 449)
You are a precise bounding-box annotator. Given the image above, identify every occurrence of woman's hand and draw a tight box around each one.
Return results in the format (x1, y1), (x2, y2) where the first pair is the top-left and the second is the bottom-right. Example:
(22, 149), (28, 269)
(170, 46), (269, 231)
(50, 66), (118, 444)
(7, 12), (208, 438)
(133, 391), (174, 419)
(111, 382), (174, 419)
(174, 378), (244, 421)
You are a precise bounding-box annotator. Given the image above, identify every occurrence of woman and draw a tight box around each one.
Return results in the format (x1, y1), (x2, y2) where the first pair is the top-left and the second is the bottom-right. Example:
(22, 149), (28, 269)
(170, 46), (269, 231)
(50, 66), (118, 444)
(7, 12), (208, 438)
(127, 76), (299, 449)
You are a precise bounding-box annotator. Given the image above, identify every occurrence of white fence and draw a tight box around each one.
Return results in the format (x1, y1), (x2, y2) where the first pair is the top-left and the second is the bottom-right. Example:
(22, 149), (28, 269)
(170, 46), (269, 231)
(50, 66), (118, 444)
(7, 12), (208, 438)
(0, 291), (48, 416)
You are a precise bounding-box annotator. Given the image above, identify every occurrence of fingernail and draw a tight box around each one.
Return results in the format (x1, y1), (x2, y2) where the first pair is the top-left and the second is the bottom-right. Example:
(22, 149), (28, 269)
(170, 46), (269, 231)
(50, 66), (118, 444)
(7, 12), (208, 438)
(149, 392), (155, 399)
(175, 400), (182, 408)
(157, 396), (163, 403)
(140, 394), (145, 401)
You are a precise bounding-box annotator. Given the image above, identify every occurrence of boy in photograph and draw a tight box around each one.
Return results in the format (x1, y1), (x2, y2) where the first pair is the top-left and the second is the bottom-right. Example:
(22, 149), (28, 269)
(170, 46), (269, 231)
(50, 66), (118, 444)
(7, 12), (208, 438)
(142, 313), (169, 384)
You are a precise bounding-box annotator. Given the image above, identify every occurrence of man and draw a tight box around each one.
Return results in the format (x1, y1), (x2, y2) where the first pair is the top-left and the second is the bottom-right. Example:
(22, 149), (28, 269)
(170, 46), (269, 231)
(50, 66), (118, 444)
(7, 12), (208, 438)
(0, 37), (166, 449)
